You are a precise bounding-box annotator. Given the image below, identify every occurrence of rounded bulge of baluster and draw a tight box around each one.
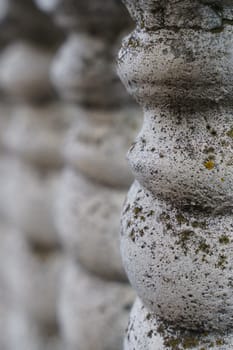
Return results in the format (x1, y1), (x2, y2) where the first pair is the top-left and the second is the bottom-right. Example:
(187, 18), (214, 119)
(118, 26), (233, 210)
(1, 103), (74, 246)
(56, 169), (128, 282)
(3, 159), (60, 246)
(64, 107), (141, 189)
(121, 181), (233, 331)
(118, 26), (233, 114)
(58, 259), (135, 350)
(124, 298), (233, 350)
(51, 34), (142, 188)
(34, 0), (60, 13)
(51, 33), (132, 108)
(3, 103), (74, 168)
(0, 41), (54, 102)
(6, 309), (63, 350)
(2, 228), (64, 326)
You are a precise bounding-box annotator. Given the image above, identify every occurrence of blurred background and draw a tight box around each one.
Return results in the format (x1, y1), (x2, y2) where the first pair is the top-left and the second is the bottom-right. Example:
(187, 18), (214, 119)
(0, 1), (142, 349)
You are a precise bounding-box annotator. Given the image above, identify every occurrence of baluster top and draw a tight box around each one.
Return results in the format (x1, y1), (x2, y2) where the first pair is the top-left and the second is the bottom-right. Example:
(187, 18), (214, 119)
(123, 0), (233, 30)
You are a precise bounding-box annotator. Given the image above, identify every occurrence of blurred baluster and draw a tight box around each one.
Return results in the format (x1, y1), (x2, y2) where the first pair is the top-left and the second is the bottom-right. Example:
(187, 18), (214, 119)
(0, 1), (72, 349)
(35, 0), (142, 349)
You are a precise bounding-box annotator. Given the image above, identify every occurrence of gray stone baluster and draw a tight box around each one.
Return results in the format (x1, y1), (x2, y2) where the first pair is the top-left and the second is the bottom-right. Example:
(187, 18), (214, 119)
(118, 1), (233, 349)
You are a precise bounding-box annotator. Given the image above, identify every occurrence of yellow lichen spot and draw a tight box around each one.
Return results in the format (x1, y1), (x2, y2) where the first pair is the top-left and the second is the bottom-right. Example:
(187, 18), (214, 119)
(227, 128), (233, 138)
(216, 339), (225, 346)
(204, 160), (215, 170)
(221, 178), (225, 182)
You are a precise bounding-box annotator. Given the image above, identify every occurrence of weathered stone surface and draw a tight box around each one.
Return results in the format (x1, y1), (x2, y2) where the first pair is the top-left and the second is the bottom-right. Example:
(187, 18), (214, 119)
(125, 298), (233, 350)
(121, 180), (233, 331)
(122, 0), (233, 30)
(56, 169), (127, 281)
(59, 259), (135, 350)
(118, 0), (233, 347)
